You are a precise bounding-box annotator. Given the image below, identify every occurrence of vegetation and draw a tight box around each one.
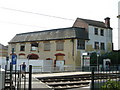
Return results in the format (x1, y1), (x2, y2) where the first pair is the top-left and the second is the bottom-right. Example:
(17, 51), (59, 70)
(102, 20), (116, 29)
(90, 52), (97, 66)
(90, 50), (120, 66)
(101, 79), (120, 90)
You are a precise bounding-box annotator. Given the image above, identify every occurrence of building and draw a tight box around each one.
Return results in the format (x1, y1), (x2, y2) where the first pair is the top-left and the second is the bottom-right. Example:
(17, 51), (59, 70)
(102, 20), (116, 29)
(8, 17), (113, 67)
(0, 43), (8, 58)
(118, 1), (120, 50)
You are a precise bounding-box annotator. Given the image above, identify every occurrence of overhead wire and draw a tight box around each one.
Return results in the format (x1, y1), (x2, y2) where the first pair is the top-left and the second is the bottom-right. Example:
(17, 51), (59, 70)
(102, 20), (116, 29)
(0, 21), (48, 29)
(0, 7), (74, 21)
(0, 7), (119, 29)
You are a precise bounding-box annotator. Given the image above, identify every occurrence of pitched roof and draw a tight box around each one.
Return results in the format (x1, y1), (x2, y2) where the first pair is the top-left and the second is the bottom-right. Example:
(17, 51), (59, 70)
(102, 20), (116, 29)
(9, 27), (88, 43)
(77, 18), (112, 29)
(0, 43), (8, 49)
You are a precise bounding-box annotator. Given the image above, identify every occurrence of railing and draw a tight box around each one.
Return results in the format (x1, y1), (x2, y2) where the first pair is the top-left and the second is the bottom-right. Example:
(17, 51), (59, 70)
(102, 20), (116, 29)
(91, 67), (120, 90)
(3, 64), (32, 90)
(31, 65), (120, 73)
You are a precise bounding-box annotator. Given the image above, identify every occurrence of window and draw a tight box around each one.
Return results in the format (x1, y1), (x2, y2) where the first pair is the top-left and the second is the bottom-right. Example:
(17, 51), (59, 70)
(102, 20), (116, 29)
(94, 28), (98, 35)
(20, 44), (25, 51)
(100, 29), (104, 36)
(20, 45), (25, 51)
(101, 42), (105, 50)
(94, 42), (99, 49)
(77, 39), (85, 49)
(44, 41), (50, 51)
(31, 43), (38, 51)
(56, 40), (64, 51)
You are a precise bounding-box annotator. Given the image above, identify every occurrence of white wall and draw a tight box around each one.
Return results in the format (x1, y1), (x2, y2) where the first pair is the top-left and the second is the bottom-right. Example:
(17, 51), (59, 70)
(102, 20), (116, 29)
(87, 26), (112, 52)
(0, 58), (53, 72)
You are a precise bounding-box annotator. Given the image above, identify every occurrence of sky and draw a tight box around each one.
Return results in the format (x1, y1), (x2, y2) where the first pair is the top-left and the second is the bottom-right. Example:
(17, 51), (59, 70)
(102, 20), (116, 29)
(0, 0), (119, 50)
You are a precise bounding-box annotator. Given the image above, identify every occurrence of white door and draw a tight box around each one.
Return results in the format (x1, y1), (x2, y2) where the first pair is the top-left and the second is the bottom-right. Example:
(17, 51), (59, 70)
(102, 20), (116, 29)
(56, 60), (64, 71)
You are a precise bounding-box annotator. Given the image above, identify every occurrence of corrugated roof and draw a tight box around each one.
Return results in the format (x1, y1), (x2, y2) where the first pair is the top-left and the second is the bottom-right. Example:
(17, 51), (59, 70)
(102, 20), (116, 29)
(9, 27), (88, 43)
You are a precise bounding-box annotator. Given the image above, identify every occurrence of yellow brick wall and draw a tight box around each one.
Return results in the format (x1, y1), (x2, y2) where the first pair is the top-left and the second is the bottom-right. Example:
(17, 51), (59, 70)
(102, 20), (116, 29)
(8, 39), (77, 66)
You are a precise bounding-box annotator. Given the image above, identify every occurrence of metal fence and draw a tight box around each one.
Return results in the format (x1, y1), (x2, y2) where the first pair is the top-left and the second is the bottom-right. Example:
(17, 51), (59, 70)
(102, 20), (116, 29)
(31, 65), (120, 73)
(3, 64), (32, 90)
(91, 67), (120, 90)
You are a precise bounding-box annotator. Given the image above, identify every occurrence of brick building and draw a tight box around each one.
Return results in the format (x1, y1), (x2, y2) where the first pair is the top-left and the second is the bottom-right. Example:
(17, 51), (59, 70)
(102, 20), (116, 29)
(8, 17), (113, 67)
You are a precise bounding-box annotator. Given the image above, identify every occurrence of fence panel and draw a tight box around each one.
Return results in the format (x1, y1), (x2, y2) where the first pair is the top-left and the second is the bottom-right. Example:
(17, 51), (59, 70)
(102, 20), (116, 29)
(91, 67), (120, 90)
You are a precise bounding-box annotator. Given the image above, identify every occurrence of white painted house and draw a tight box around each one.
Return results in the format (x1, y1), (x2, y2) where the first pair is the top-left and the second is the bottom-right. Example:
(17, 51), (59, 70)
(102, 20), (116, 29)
(73, 17), (113, 53)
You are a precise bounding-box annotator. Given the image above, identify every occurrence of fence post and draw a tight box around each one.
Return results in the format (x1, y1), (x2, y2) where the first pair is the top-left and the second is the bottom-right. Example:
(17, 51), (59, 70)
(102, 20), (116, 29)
(29, 65), (32, 90)
(91, 67), (94, 90)
(10, 63), (13, 90)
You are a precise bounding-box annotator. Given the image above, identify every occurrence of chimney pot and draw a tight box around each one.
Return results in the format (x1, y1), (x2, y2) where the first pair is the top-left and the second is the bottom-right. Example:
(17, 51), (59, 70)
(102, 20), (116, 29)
(104, 17), (110, 28)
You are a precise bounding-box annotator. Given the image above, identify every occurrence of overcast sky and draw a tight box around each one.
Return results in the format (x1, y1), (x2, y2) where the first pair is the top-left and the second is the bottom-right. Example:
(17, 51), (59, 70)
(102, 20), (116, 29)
(0, 0), (119, 50)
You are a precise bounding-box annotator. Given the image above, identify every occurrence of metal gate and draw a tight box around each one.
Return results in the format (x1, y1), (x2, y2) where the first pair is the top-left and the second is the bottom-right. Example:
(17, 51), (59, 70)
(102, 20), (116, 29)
(3, 64), (32, 90)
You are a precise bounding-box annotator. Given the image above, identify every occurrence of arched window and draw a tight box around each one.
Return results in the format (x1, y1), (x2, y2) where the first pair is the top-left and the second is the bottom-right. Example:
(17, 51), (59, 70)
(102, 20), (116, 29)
(19, 53), (26, 59)
(27, 54), (39, 59)
(46, 58), (52, 60)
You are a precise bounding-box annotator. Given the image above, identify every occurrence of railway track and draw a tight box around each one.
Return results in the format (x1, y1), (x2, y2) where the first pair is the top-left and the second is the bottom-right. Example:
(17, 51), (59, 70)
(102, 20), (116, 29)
(37, 72), (120, 89)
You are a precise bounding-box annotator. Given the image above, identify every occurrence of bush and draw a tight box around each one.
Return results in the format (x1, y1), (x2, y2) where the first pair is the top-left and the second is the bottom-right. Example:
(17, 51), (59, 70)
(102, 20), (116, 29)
(101, 79), (120, 90)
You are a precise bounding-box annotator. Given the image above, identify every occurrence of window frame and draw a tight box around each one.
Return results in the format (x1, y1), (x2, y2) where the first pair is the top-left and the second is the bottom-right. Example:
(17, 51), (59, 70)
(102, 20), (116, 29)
(94, 28), (98, 35)
(77, 39), (85, 49)
(56, 40), (64, 51)
(94, 42), (99, 49)
(100, 29), (104, 36)
(31, 43), (38, 51)
(20, 45), (25, 51)
(100, 42), (105, 50)
(44, 41), (50, 51)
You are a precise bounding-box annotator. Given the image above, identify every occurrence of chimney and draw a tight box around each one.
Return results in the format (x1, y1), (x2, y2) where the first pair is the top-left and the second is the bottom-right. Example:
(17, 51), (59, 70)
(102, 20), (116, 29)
(104, 17), (110, 28)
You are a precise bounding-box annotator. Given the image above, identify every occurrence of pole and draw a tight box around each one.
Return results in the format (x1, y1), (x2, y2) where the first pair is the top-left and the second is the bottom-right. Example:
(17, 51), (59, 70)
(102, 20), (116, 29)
(10, 64), (12, 90)
(29, 65), (32, 90)
(91, 67), (94, 90)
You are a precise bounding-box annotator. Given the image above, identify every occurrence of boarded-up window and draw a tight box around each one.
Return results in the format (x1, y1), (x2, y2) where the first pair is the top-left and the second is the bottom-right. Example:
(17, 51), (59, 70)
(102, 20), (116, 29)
(56, 41), (64, 51)
(44, 41), (50, 51)
(56, 56), (64, 60)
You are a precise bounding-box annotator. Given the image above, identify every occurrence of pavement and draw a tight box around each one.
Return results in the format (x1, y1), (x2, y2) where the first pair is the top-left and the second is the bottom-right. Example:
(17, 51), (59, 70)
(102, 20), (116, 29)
(32, 71), (91, 78)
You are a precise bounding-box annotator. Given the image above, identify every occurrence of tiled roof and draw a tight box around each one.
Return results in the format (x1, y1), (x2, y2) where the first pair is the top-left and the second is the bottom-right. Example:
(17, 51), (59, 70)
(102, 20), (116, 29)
(77, 18), (111, 29)
(9, 27), (88, 43)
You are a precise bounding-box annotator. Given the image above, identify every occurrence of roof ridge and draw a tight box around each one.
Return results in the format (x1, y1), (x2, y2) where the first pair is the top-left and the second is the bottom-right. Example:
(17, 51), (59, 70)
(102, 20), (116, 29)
(17, 27), (76, 35)
(77, 17), (104, 23)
